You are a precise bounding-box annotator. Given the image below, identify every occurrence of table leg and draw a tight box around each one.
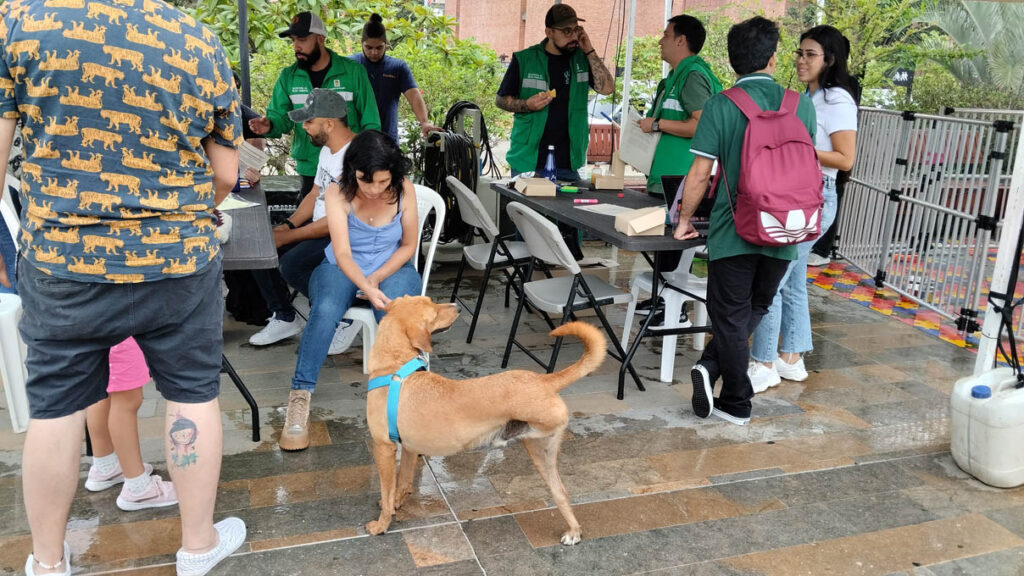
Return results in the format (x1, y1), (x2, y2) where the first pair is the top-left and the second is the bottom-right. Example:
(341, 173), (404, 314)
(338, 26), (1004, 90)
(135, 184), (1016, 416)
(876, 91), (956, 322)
(221, 355), (260, 442)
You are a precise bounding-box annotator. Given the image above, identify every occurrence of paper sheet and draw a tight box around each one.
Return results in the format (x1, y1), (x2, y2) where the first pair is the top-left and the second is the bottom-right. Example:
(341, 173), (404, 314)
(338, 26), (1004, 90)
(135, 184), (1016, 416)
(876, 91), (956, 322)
(217, 192), (260, 211)
(617, 107), (660, 175)
(573, 203), (635, 216)
(239, 141), (268, 174)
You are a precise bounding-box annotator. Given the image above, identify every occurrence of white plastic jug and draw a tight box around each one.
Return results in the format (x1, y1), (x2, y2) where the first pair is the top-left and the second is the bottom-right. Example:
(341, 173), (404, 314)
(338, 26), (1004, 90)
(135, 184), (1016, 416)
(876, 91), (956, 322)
(951, 367), (1024, 488)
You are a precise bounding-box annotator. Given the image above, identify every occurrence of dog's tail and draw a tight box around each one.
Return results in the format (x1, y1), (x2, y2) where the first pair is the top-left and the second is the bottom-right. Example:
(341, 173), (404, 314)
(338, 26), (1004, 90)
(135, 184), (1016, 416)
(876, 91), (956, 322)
(545, 321), (607, 391)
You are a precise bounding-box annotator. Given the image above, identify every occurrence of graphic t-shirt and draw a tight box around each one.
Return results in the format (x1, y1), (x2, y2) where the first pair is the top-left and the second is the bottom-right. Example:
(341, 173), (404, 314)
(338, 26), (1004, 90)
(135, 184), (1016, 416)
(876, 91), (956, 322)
(312, 142), (350, 222)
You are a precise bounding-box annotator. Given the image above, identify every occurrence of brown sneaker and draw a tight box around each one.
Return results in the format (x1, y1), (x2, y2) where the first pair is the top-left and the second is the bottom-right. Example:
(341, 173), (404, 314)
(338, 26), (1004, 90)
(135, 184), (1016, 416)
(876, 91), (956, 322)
(280, 389), (311, 451)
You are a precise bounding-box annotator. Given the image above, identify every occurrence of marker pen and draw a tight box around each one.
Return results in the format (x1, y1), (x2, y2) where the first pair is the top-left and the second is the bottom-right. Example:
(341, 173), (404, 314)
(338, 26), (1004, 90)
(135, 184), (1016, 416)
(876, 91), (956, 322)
(573, 198), (598, 205)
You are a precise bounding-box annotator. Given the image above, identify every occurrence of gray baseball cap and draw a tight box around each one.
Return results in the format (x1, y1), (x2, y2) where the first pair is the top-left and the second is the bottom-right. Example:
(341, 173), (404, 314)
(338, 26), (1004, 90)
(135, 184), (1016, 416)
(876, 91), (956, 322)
(287, 88), (348, 123)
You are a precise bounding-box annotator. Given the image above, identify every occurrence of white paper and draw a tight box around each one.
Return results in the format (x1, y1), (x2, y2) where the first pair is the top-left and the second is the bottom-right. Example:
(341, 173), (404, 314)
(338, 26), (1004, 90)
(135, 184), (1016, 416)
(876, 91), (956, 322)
(617, 106), (660, 175)
(239, 141), (269, 174)
(574, 203), (635, 216)
(217, 192), (260, 211)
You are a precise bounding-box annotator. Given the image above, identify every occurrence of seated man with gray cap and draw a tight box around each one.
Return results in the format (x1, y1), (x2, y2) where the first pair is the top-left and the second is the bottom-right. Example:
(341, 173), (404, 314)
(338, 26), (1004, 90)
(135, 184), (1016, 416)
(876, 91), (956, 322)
(248, 88), (359, 355)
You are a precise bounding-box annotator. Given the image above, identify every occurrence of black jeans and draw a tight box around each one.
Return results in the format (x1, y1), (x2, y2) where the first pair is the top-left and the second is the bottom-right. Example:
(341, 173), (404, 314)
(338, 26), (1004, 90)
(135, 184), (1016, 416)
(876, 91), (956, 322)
(251, 236), (331, 321)
(698, 253), (790, 418)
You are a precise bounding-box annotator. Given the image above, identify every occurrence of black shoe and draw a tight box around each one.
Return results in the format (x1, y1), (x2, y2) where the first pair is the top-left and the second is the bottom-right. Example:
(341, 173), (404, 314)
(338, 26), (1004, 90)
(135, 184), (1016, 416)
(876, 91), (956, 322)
(690, 364), (713, 419)
(635, 298), (663, 317)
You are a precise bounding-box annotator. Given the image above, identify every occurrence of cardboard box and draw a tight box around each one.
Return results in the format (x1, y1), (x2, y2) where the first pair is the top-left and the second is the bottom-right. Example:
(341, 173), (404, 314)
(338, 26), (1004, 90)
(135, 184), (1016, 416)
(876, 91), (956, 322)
(591, 174), (625, 190)
(517, 177), (556, 197)
(615, 206), (666, 236)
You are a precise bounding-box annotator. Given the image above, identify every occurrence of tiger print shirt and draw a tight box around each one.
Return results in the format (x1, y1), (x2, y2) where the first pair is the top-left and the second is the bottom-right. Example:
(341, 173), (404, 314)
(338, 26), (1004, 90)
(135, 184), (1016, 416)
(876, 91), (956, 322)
(0, 0), (242, 282)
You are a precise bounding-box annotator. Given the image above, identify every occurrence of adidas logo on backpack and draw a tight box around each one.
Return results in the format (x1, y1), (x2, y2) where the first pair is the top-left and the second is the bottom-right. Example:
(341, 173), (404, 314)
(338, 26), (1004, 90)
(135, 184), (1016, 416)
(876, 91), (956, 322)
(721, 87), (823, 246)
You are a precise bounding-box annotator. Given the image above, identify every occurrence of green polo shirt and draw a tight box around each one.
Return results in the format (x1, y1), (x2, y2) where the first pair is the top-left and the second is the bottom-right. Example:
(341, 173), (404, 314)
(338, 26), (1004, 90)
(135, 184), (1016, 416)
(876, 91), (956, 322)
(690, 73), (817, 261)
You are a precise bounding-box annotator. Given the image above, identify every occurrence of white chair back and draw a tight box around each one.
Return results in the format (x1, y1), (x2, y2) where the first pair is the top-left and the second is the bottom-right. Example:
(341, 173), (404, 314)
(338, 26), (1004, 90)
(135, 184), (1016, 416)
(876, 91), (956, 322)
(445, 176), (499, 237)
(2, 174), (19, 255)
(506, 202), (580, 275)
(413, 184), (446, 295)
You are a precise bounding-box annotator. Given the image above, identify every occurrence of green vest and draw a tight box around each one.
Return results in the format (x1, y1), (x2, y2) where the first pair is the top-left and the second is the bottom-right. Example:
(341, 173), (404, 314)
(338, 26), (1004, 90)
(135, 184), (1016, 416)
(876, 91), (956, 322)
(506, 41), (591, 173)
(646, 55), (722, 195)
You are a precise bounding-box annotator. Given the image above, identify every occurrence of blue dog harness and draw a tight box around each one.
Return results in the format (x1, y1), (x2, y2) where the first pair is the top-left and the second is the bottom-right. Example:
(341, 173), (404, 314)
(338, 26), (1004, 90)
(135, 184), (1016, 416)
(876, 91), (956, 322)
(367, 356), (428, 443)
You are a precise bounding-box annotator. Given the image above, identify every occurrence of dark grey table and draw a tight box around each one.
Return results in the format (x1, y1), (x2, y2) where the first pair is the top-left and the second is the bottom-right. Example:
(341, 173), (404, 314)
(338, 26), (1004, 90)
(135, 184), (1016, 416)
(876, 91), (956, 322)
(491, 182), (709, 397)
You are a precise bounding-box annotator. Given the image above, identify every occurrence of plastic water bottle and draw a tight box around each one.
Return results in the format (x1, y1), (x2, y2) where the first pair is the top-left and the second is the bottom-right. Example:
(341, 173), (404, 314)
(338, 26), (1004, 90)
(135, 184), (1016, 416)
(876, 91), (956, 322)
(542, 145), (557, 183)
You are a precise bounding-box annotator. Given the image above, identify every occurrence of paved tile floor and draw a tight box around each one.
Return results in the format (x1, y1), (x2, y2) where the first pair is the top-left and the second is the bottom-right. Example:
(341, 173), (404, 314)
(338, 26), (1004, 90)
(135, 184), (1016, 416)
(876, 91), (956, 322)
(1, 244), (1021, 575)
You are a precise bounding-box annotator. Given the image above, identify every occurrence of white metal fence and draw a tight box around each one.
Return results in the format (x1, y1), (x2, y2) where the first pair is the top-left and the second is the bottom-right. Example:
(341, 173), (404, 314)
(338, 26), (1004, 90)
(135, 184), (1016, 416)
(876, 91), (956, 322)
(837, 108), (1019, 334)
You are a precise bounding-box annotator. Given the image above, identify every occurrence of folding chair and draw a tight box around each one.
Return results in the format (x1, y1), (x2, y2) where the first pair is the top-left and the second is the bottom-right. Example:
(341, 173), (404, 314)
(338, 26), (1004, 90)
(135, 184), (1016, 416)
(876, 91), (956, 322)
(621, 246), (708, 383)
(502, 202), (643, 399)
(445, 176), (530, 343)
(344, 184), (446, 373)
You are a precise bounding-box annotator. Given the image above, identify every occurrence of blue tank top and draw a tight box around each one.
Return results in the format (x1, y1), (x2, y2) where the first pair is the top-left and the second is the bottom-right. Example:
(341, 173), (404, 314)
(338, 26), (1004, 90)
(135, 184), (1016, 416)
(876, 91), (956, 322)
(324, 197), (405, 276)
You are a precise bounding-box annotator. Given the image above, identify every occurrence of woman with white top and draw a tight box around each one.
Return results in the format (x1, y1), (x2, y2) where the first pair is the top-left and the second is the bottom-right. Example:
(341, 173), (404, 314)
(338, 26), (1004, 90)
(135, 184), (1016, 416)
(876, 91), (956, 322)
(748, 25), (859, 391)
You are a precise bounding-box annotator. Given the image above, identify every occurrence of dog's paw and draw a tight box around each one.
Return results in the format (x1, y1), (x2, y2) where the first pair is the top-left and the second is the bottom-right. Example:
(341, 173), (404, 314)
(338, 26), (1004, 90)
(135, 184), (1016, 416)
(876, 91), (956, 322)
(366, 519), (389, 535)
(560, 530), (582, 546)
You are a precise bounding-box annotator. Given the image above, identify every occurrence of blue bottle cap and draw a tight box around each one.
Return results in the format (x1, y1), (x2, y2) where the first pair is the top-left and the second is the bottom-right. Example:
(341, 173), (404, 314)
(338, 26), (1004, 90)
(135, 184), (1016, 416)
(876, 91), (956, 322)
(971, 385), (992, 399)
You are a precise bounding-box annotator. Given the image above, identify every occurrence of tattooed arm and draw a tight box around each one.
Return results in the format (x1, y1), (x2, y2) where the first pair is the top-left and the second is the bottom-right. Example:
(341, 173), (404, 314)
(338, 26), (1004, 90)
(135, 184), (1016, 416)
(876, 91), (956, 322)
(577, 27), (614, 95)
(496, 92), (552, 114)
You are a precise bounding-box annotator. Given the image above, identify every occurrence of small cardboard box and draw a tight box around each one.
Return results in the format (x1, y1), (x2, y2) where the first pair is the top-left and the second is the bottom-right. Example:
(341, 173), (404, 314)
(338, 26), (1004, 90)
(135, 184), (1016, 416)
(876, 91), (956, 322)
(591, 174), (625, 190)
(517, 177), (556, 197)
(615, 206), (666, 236)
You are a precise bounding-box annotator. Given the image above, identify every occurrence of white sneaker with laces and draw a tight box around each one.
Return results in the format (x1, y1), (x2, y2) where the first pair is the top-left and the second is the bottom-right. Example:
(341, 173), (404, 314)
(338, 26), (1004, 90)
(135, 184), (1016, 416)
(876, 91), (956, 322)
(176, 517), (246, 576)
(806, 252), (830, 267)
(748, 362), (781, 393)
(776, 355), (809, 382)
(328, 320), (361, 355)
(249, 315), (304, 346)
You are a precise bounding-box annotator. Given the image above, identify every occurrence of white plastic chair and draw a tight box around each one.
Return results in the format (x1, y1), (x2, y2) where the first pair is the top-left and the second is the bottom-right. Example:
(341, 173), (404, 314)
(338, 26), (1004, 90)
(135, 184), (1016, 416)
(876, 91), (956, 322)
(445, 176), (530, 343)
(344, 184), (446, 373)
(502, 202), (643, 399)
(621, 247), (708, 383)
(0, 173), (28, 433)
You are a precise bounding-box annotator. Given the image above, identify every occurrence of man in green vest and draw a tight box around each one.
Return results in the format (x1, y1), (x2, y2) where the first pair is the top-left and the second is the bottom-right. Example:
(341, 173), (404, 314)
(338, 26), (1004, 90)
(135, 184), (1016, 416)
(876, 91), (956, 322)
(640, 14), (722, 198)
(496, 3), (614, 257)
(249, 11), (381, 198)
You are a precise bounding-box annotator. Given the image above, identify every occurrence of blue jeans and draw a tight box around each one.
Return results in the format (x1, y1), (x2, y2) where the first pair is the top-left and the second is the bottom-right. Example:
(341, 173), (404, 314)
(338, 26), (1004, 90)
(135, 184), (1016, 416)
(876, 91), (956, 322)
(750, 177), (839, 362)
(291, 259), (421, 392)
(0, 221), (16, 294)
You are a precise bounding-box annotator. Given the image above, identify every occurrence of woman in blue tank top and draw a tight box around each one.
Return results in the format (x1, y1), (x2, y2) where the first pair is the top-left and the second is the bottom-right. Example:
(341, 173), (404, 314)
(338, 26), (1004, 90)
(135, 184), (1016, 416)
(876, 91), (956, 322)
(283, 130), (422, 451)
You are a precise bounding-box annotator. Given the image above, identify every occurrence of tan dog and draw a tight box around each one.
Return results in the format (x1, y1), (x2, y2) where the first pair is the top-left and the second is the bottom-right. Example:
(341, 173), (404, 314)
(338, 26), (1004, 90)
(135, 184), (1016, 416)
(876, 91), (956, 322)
(365, 296), (606, 545)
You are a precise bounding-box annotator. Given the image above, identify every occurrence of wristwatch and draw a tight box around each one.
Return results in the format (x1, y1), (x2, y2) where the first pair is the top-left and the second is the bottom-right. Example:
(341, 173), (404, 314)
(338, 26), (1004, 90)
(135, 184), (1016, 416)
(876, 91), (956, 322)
(651, 120), (661, 132)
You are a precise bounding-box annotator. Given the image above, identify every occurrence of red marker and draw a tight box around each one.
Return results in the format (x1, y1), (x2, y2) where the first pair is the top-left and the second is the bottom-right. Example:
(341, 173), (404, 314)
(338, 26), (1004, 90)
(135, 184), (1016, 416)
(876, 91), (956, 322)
(617, 193), (625, 198)
(573, 198), (598, 205)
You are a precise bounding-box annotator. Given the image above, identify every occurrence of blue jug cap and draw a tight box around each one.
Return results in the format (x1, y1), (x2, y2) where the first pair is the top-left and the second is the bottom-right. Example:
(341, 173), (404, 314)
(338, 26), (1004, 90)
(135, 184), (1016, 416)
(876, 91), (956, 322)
(971, 385), (992, 399)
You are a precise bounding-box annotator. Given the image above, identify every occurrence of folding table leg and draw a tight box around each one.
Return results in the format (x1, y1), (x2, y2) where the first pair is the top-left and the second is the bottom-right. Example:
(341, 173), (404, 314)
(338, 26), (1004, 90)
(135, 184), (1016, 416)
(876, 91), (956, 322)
(221, 355), (260, 442)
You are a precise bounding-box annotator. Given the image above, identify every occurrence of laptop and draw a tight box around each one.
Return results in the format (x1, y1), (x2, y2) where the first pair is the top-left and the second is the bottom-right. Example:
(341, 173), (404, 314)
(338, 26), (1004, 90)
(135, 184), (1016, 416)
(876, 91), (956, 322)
(661, 175), (712, 233)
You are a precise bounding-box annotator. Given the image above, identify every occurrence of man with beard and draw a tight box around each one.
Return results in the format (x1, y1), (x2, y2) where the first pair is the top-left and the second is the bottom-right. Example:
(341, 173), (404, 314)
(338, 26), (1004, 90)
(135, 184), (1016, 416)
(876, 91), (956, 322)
(249, 12), (380, 199)
(496, 4), (613, 258)
(247, 89), (358, 350)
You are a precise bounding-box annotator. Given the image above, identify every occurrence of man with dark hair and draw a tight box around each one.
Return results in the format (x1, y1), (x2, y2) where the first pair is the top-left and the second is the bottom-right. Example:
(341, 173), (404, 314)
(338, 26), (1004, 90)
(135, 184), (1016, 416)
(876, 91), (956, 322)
(248, 89), (358, 351)
(640, 14), (722, 197)
(249, 11), (381, 198)
(0, 0), (246, 572)
(673, 16), (817, 426)
(496, 3), (614, 258)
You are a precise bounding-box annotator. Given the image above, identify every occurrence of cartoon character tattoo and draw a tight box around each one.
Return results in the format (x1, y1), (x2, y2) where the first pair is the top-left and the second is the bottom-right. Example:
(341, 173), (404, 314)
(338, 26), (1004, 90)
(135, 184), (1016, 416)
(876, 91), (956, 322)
(169, 413), (199, 469)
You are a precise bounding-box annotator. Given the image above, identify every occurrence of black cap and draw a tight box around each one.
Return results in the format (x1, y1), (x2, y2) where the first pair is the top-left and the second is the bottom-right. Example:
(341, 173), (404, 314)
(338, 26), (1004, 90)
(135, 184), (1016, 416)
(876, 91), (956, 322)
(278, 11), (327, 38)
(288, 88), (348, 123)
(545, 4), (585, 29)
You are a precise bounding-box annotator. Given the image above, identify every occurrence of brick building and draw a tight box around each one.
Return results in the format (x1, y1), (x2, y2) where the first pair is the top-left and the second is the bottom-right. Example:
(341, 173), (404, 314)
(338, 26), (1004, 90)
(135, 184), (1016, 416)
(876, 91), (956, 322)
(444, 0), (788, 67)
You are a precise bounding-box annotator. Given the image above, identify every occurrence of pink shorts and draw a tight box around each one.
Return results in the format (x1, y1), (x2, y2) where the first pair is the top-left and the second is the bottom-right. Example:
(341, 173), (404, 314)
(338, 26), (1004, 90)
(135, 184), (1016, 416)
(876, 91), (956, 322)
(107, 337), (151, 393)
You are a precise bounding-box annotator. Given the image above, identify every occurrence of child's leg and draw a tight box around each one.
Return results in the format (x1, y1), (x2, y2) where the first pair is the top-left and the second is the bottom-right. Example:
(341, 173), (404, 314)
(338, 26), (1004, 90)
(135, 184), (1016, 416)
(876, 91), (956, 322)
(85, 398), (114, 458)
(108, 388), (145, 478)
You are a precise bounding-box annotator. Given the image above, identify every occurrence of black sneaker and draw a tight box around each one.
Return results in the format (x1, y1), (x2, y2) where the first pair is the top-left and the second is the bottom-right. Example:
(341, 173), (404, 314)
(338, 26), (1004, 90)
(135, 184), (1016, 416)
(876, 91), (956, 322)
(635, 298), (663, 317)
(690, 364), (713, 419)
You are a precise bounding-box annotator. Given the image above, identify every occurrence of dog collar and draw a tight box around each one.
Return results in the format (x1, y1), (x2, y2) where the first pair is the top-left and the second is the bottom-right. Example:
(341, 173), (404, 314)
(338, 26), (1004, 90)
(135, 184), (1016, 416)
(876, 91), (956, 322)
(367, 356), (428, 443)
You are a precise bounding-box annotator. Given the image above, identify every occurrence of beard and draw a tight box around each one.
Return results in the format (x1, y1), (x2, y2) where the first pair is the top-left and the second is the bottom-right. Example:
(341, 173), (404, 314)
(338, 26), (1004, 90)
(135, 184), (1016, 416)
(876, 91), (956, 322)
(295, 43), (322, 70)
(309, 130), (327, 147)
(555, 40), (579, 55)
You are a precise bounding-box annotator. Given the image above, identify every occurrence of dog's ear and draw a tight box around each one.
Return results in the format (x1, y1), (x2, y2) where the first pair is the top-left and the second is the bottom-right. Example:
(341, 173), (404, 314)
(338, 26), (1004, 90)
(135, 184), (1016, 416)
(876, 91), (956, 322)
(407, 320), (433, 354)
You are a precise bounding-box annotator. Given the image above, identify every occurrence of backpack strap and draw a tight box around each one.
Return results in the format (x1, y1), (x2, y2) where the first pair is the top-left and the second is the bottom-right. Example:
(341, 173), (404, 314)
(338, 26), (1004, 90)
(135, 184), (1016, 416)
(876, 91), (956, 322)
(780, 89), (800, 114)
(721, 86), (763, 120)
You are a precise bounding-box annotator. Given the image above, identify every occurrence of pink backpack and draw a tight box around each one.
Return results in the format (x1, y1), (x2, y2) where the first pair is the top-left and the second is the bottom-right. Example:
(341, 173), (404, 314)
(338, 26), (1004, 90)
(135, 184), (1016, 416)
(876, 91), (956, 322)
(720, 87), (823, 246)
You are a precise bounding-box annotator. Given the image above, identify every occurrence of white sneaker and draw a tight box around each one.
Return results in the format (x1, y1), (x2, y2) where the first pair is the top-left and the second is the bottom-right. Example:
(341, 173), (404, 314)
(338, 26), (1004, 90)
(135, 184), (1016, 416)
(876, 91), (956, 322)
(25, 541), (71, 576)
(85, 462), (153, 492)
(328, 320), (361, 355)
(249, 315), (304, 346)
(711, 408), (750, 426)
(776, 355), (809, 382)
(748, 362), (781, 393)
(806, 252), (830, 267)
(176, 517), (246, 576)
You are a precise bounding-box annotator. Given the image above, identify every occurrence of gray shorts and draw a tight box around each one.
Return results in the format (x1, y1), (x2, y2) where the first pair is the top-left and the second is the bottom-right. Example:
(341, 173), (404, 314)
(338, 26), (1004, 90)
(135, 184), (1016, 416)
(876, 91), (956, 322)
(17, 255), (224, 419)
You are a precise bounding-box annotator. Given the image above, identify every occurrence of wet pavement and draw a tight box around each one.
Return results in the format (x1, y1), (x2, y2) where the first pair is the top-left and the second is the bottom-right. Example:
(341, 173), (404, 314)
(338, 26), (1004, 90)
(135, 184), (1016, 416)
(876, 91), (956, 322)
(1, 243), (1021, 575)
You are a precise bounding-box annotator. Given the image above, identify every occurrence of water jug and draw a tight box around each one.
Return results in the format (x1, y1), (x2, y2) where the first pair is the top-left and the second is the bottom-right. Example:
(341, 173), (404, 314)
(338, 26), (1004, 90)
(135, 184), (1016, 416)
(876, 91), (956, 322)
(951, 367), (1024, 488)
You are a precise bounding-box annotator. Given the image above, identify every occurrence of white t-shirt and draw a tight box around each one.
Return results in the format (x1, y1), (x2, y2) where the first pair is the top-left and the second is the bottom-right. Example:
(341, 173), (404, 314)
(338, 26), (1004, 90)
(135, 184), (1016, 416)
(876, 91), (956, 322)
(312, 142), (350, 222)
(810, 87), (858, 179)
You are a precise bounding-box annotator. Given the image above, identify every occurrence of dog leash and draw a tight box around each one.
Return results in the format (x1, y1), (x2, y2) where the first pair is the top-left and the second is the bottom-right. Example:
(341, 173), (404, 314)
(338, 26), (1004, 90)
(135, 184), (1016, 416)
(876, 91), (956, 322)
(367, 354), (429, 443)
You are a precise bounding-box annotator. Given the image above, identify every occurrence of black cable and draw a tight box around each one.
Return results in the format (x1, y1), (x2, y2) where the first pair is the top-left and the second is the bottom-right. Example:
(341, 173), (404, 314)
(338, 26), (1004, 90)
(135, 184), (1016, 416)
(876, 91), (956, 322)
(989, 212), (1024, 386)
